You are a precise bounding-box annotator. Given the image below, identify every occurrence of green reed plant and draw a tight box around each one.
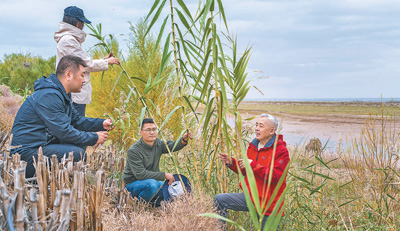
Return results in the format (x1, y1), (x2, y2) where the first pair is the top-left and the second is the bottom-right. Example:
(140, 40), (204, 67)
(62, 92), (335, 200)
(88, 1), (400, 230)
(87, 21), (195, 191)
(340, 103), (400, 227)
(144, 1), (290, 230)
(285, 141), (348, 230)
(144, 0), (252, 191)
(89, 0), (288, 229)
(282, 103), (400, 230)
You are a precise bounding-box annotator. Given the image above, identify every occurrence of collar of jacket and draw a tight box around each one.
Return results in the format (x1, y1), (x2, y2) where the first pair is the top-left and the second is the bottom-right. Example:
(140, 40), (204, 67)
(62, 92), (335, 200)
(251, 134), (277, 149)
(33, 73), (72, 103)
(54, 22), (87, 44)
(49, 73), (72, 103)
(138, 137), (160, 149)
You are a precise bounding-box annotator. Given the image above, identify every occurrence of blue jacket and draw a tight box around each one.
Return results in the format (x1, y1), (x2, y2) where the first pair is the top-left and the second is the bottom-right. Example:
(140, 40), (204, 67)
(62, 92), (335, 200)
(11, 73), (105, 159)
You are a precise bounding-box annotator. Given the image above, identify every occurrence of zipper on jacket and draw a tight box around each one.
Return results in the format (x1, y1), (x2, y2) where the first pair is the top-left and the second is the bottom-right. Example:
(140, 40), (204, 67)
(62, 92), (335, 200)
(256, 149), (260, 161)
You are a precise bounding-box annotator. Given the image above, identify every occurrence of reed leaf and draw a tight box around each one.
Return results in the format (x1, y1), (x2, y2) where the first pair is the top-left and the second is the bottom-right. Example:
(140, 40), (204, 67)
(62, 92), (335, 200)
(192, 49), (212, 95)
(176, 0), (193, 20)
(143, 73), (152, 95)
(290, 173), (312, 185)
(339, 197), (360, 208)
(216, 0), (229, 32)
(153, 15), (169, 55)
(174, 24), (196, 70)
(145, 0), (167, 38)
(301, 168), (335, 181)
(197, 213), (246, 231)
(158, 106), (183, 131)
(174, 8), (192, 34)
(107, 71), (125, 104)
(183, 95), (199, 122)
(145, 0), (162, 21)
(139, 107), (147, 131)
(310, 182), (326, 196)
(200, 0), (213, 28)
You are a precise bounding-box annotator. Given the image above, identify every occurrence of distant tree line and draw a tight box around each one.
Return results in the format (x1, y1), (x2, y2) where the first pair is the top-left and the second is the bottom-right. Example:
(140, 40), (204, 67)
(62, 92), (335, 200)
(0, 53), (56, 94)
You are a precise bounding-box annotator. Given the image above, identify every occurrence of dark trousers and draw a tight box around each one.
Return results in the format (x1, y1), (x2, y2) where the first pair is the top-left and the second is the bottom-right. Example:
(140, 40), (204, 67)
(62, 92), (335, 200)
(73, 102), (86, 117)
(24, 144), (86, 178)
(214, 193), (280, 230)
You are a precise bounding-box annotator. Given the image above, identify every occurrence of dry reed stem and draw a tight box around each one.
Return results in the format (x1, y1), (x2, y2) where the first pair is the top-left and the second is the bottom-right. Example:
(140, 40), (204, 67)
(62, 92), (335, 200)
(67, 152), (74, 174)
(0, 176), (9, 221)
(70, 172), (78, 231)
(95, 170), (104, 231)
(14, 168), (24, 231)
(50, 155), (57, 209)
(60, 190), (71, 224)
(0, 134), (114, 230)
(4, 153), (11, 185)
(48, 190), (62, 229)
(76, 172), (85, 230)
(37, 160), (47, 229)
(30, 188), (39, 231)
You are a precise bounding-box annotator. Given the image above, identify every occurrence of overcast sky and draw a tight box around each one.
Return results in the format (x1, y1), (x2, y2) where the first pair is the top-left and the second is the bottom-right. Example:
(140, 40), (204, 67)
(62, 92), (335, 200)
(1, 0), (399, 99)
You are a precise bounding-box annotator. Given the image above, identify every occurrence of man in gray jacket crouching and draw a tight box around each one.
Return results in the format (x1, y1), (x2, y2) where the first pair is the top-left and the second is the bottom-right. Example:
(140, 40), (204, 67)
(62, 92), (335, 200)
(122, 118), (192, 206)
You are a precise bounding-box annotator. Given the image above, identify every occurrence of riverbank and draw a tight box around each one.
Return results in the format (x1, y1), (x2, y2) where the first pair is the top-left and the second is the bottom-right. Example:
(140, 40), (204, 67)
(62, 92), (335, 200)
(236, 101), (400, 150)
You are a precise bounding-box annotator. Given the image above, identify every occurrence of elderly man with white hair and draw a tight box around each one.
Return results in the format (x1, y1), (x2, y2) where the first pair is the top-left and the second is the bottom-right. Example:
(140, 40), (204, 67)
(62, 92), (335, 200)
(214, 113), (290, 230)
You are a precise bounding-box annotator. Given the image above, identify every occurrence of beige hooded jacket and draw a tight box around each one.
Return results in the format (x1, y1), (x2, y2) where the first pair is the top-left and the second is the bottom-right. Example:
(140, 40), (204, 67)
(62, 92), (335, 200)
(54, 22), (108, 104)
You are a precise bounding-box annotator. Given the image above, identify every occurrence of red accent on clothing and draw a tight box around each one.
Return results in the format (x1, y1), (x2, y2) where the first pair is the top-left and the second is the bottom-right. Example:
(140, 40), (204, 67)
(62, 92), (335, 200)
(228, 134), (290, 216)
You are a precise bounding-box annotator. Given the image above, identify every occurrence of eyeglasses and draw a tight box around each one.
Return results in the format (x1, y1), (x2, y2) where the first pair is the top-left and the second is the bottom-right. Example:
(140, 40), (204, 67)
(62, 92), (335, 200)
(143, 128), (158, 133)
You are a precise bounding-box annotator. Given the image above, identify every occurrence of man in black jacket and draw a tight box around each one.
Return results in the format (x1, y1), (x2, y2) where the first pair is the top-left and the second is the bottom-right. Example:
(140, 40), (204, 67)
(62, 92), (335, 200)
(11, 55), (113, 178)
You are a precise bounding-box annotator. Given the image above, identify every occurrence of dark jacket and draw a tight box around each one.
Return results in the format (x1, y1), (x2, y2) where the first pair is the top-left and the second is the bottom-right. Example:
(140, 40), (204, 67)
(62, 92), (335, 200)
(228, 134), (290, 216)
(11, 73), (105, 160)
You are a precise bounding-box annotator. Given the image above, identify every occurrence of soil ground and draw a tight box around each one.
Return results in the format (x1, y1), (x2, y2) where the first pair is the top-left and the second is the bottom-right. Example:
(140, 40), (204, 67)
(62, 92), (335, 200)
(236, 101), (400, 151)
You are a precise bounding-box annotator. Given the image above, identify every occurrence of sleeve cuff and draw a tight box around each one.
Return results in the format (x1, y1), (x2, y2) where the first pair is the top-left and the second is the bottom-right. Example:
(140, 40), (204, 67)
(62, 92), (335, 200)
(181, 138), (188, 145)
(88, 132), (99, 146)
(226, 158), (235, 167)
(96, 119), (106, 131)
(250, 160), (258, 168)
(157, 172), (166, 181)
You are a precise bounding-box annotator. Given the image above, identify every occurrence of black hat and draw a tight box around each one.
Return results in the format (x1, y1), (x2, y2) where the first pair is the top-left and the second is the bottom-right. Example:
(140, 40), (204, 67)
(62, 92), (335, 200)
(64, 6), (91, 24)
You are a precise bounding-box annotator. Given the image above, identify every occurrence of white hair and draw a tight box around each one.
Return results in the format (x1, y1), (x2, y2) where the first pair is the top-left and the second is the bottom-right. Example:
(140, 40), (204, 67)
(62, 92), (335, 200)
(260, 113), (278, 130)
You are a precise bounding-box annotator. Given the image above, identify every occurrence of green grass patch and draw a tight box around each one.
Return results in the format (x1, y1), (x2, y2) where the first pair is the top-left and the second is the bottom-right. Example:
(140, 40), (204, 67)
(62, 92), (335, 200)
(237, 101), (400, 117)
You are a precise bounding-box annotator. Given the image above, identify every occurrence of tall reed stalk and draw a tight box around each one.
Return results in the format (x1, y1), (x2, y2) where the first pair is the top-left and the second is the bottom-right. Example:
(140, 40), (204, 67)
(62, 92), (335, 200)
(144, 1), (288, 230)
(89, 0), (289, 229)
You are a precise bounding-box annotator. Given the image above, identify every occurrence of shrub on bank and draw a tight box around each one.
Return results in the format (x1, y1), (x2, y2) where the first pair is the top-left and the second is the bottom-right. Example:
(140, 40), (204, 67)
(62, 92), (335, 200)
(0, 85), (22, 133)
